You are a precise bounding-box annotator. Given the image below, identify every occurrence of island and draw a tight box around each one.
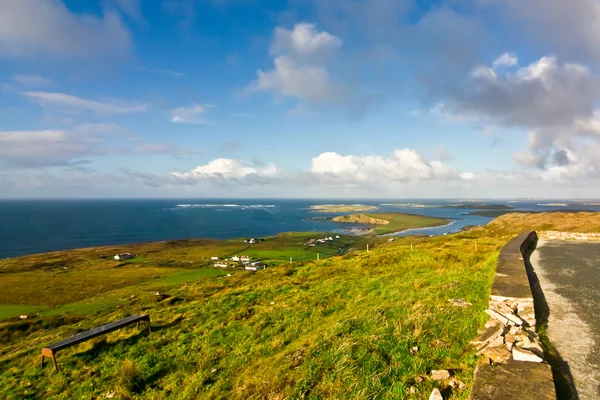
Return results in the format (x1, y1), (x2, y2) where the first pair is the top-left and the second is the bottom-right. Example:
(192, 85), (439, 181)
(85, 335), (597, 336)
(448, 204), (513, 210)
(331, 212), (450, 235)
(309, 204), (379, 213)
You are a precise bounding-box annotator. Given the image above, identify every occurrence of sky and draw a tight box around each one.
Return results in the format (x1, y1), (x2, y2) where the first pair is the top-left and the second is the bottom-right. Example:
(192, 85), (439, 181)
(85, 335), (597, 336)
(2, 0), (600, 198)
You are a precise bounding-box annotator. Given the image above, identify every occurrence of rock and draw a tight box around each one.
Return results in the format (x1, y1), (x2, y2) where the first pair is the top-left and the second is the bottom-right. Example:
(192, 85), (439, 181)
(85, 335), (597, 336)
(484, 319), (500, 329)
(430, 370), (450, 380)
(512, 348), (544, 362)
(19, 315), (28, 319)
(413, 376), (424, 384)
(523, 341), (544, 354)
(509, 325), (519, 335)
(410, 346), (419, 355)
(485, 309), (510, 325)
(408, 386), (418, 394)
(458, 381), (465, 389)
(429, 388), (443, 400)
(481, 347), (511, 364)
(471, 325), (504, 349)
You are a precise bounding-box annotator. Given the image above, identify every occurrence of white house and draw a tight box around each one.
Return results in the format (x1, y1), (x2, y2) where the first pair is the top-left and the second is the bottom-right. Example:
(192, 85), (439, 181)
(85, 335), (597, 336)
(231, 256), (240, 262)
(245, 261), (266, 271)
(211, 256), (219, 261)
(214, 262), (228, 268)
(114, 253), (136, 261)
(240, 256), (251, 263)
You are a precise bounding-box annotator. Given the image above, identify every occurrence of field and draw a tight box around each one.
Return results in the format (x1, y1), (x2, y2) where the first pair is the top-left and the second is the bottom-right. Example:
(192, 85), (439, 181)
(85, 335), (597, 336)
(0, 212), (598, 399)
(333, 212), (449, 235)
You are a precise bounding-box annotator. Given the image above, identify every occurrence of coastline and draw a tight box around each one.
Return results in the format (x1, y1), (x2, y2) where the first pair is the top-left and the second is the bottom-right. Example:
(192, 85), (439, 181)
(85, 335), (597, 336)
(378, 219), (457, 237)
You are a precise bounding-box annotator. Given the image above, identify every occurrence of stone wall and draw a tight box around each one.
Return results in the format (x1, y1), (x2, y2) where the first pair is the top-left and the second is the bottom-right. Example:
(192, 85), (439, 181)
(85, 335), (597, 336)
(470, 232), (556, 400)
(538, 230), (600, 241)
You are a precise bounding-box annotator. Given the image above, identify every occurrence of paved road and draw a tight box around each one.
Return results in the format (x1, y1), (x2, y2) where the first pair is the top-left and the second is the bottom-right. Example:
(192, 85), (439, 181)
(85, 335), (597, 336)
(532, 240), (600, 399)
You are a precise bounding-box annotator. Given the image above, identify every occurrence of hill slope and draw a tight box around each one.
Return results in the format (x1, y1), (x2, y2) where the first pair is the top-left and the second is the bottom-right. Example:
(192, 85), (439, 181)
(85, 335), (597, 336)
(1, 212), (598, 399)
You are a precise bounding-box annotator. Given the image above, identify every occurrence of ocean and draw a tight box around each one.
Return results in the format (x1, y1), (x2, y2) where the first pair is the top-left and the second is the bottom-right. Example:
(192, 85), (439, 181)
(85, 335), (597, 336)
(1, 199), (599, 259)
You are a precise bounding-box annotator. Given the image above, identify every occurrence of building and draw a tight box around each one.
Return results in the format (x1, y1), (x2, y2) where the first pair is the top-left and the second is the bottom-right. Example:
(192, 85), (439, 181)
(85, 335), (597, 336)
(211, 256), (219, 261)
(114, 253), (136, 261)
(214, 262), (228, 268)
(240, 256), (251, 263)
(231, 256), (240, 262)
(245, 261), (266, 271)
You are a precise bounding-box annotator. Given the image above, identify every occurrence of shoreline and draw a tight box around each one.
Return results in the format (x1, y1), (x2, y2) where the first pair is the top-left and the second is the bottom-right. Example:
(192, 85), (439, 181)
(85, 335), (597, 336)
(377, 220), (457, 237)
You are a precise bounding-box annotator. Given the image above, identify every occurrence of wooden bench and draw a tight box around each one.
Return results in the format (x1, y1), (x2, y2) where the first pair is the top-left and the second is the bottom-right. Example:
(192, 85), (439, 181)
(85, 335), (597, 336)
(41, 314), (151, 371)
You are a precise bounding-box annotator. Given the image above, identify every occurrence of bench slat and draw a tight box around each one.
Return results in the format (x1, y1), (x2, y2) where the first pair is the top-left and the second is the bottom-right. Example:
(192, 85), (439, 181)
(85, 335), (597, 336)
(45, 314), (148, 352)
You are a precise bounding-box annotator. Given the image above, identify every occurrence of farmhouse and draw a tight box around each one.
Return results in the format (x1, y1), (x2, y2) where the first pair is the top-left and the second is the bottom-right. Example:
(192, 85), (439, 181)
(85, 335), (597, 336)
(114, 253), (136, 261)
(245, 261), (266, 271)
(211, 256), (219, 261)
(214, 262), (228, 268)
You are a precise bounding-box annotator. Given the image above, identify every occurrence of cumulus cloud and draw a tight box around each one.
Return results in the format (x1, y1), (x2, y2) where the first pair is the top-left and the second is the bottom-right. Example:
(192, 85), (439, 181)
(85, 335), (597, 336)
(251, 23), (344, 105)
(142, 148), (473, 191)
(492, 52), (518, 68)
(271, 23), (342, 62)
(23, 91), (147, 116)
(311, 149), (468, 186)
(170, 104), (209, 123)
(0, 0), (132, 60)
(448, 56), (599, 128)
(171, 158), (280, 185)
(248, 23), (378, 115)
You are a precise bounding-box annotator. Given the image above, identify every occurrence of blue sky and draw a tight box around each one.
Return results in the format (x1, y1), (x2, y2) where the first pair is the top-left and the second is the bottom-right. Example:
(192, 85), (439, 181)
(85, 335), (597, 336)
(1, 0), (600, 198)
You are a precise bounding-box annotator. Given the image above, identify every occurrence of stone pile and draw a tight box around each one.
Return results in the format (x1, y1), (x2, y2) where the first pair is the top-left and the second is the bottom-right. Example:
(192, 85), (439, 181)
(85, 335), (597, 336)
(538, 230), (600, 241)
(472, 295), (544, 364)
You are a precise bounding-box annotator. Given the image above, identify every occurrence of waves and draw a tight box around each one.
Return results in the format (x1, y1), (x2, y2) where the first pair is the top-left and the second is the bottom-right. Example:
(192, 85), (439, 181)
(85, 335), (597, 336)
(175, 204), (277, 208)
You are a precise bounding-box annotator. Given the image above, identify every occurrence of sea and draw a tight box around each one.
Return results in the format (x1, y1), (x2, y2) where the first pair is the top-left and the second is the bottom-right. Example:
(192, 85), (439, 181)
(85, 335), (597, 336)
(1, 199), (599, 259)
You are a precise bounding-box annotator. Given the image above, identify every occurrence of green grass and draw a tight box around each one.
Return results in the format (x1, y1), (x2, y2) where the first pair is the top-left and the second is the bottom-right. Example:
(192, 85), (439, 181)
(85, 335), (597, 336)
(0, 305), (48, 321)
(1, 212), (598, 399)
(147, 268), (227, 286)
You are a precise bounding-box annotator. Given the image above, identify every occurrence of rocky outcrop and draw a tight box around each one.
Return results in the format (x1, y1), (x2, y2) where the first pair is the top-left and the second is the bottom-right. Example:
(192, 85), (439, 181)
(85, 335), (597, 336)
(332, 214), (389, 225)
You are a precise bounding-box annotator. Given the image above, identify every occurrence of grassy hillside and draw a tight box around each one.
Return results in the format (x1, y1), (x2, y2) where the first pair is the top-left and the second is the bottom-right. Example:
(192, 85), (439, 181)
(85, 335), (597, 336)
(0, 212), (597, 399)
(333, 212), (449, 235)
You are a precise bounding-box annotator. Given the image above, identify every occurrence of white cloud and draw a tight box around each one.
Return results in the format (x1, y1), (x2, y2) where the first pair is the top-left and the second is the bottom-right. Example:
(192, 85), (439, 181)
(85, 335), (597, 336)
(271, 23), (342, 61)
(447, 55), (599, 128)
(492, 52), (518, 68)
(171, 158), (280, 184)
(23, 91), (147, 116)
(170, 104), (209, 124)
(249, 23), (361, 111)
(310, 149), (467, 186)
(255, 57), (341, 102)
(0, 0), (132, 60)
(12, 74), (54, 87)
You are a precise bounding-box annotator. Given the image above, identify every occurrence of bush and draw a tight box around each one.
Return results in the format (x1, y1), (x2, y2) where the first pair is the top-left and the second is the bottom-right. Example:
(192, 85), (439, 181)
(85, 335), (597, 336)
(118, 359), (143, 393)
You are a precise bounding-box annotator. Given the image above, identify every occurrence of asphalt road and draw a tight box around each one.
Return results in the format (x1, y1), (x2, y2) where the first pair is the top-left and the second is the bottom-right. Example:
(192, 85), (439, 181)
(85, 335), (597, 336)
(532, 240), (600, 399)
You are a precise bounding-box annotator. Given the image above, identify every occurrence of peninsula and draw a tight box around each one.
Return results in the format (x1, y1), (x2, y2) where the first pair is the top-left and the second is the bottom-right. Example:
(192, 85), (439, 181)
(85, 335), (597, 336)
(332, 212), (449, 235)
(309, 204), (379, 213)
